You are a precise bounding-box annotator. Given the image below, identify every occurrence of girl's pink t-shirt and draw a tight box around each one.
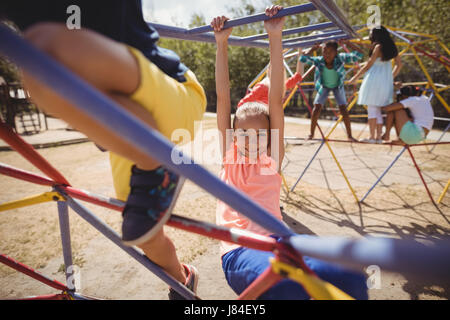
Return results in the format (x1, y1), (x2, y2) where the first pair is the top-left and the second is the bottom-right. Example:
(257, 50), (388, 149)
(216, 143), (282, 256)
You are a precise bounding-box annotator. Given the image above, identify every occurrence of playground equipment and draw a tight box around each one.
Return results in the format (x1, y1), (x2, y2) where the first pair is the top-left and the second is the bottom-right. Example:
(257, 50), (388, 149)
(150, 2), (358, 49)
(1, 3), (450, 300)
(262, 26), (450, 205)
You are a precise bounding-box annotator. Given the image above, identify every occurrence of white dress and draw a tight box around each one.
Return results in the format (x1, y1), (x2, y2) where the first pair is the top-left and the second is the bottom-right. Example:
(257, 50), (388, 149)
(358, 58), (394, 106)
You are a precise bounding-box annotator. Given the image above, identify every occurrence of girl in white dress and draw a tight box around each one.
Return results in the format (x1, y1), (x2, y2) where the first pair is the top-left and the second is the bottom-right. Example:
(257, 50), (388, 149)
(350, 26), (402, 143)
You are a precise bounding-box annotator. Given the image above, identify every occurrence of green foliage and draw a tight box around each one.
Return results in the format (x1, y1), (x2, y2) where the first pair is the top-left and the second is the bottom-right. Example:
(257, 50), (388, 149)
(158, 0), (448, 114)
(1, 1), (448, 114)
(0, 57), (19, 83)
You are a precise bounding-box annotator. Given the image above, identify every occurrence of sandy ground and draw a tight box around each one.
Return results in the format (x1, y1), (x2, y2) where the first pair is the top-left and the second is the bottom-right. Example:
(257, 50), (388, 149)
(0, 117), (449, 300)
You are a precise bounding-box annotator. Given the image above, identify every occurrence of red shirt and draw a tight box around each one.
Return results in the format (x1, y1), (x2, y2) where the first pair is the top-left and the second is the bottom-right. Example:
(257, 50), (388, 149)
(237, 72), (303, 108)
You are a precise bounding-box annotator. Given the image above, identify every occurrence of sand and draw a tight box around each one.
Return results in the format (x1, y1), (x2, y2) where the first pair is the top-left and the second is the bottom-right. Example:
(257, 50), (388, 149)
(0, 118), (449, 300)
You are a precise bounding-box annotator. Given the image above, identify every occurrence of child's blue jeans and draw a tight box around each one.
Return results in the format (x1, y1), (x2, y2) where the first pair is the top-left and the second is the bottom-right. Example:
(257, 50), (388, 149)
(222, 236), (368, 300)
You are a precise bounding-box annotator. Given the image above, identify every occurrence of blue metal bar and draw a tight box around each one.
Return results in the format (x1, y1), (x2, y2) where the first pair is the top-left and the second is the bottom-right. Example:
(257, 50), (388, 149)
(70, 292), (98, 300)
(288, 235), (450, 280)
(0, 24), (294, 238)
(309, 0), (359, 39)
(152, 22), (351, 49)
(150, 23), (272, 49)
(239, 22), (335, 42)
(283, 29), (346, 44)
(429, 123), (449, 153)
(61, 192), (198, 300)
(290, 140), (325, 192)
(186, 4), (317, 35)
(57, 201), (75, 290)
(360, 147), (407, 203)
(284, 60), (294, 77)
(284, 33), (351, 49)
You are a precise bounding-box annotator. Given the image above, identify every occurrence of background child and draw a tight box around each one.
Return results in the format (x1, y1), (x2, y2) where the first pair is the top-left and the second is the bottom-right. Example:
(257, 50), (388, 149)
(300, 40), (364, 141)
(381, 85), (434, 145)
(350, 25), (402, 143)
(212, 6), (368, 300)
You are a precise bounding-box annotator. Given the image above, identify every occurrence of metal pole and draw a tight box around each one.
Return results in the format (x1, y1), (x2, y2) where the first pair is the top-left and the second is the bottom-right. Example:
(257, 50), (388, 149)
(61, 192), (199, 300)
(288, 235), (450, 281)
(360, 147), (407, 203)
(186, 4), (317, 34)
(429, 123), (449, 153)
(437, 179), (450, 204)
(57, 201), (75, 290)
(406, 146), (436, 205)
(290, 141), (325, 192)
(240, 22), (335, 42)
(0, 25), (294, 238)
(0, 120), (70, 185)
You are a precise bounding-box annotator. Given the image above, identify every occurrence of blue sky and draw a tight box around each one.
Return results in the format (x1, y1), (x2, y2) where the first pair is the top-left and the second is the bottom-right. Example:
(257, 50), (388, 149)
(142, 0), (268, 27)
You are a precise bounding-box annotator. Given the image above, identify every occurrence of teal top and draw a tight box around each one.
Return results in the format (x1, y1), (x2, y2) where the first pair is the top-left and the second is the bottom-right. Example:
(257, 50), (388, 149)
(300, 51), (364, 95)
(322, 66), (339, 89)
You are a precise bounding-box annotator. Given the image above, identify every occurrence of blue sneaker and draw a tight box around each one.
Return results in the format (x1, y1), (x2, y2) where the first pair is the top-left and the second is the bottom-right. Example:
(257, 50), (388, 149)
(121, 166), (183, 246)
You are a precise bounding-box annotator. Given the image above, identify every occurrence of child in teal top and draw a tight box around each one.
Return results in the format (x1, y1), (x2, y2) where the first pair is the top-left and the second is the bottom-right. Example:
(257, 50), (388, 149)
(300, 41), (363, 141)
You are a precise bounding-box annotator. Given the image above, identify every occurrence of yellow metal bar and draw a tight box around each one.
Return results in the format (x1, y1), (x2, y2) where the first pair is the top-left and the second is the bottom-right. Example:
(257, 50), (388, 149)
(411, 47), (450, 112)
(437, 179), (450, 204)
(349, 114), (368, 118)
(412, 38), (443, 46)
(437, 85), (450, 93)
(296, 80), (363, 87)
(325, 95), (358, 139)
(351, 39), (409, 47)
(280, 173), (289, 194)
(324, 141), (359, 203)
(270, 258), (355, 300)
(0, 192), (65, 212)
(249, 69), (268, 89)
(401, 81), (448, 88)
(386, 27), (436, 39)
(399, 46), (410, 57)
(283, 84), (298, 109)
(437, 40), (450, 57)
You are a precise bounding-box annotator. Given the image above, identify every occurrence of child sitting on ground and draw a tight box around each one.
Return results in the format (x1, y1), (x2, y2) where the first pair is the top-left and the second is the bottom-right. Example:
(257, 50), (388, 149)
(381, 85), (434, 145)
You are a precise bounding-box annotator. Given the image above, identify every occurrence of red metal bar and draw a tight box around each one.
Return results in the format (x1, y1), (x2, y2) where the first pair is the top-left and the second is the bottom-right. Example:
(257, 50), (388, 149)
(168, 215), (278, 253)
(0, 162), (279, 252)
(0, 254), (69, 292)
(406, 147), (436, 205)
(64, 186), (124, 212)
(0, 163), (55, 187)
(326, 139), (450, 147)
(298, 86), (327, 139)
(0, 121), (70, 185)
(17, 293), (70, 300)
(414, 45), (450, 68)
(237, 265), (283, 300)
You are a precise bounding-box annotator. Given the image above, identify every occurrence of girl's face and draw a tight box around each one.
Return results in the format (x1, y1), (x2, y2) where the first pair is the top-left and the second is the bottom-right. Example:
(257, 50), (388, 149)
(234, 114), (270, 159)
